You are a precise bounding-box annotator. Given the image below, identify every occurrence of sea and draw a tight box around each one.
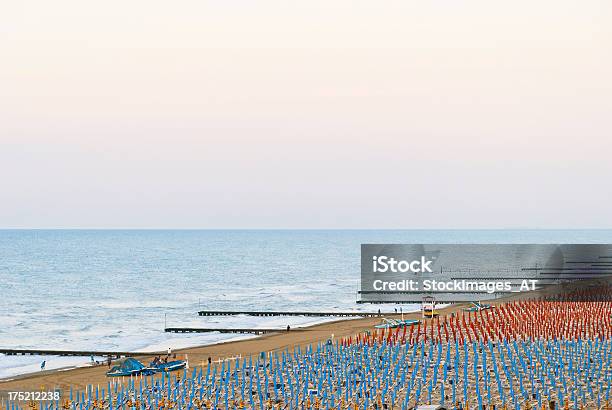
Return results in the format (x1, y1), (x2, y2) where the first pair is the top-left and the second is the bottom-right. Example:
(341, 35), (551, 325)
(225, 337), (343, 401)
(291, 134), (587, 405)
(1, 229), (611, 378)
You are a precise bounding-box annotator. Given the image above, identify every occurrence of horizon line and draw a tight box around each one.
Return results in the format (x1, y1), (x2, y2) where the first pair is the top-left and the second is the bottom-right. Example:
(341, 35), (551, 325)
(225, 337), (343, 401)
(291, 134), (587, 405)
(2, 227), (612, 231)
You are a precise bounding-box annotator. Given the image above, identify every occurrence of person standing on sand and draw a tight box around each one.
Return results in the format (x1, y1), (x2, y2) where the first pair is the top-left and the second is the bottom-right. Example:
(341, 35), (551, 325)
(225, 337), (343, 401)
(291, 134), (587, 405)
(107, 356), (112, 368)
(167, 347), (172, 356)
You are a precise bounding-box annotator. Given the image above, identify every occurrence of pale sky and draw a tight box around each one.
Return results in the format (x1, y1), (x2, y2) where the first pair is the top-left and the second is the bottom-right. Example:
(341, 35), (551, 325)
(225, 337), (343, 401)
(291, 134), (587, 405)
(1, 1), (611, 228)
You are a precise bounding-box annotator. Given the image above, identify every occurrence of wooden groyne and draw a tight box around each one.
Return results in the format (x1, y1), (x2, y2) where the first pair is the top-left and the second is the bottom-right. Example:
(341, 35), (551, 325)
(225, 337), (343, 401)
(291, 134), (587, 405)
(197, 310), (383, 317)
(165, 327), (302, 335)
(0, 349), (159, 358)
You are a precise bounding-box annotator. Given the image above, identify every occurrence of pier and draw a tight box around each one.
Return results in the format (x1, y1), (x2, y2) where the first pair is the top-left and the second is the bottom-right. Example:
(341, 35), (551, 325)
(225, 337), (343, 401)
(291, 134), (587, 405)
(164, 327), (302, 335)
(197, 310), (383, 317)
(0, 349), (159, 358)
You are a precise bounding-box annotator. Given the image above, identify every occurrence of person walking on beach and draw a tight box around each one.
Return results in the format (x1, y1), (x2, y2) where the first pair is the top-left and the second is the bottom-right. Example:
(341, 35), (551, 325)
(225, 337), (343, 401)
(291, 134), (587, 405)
(40, 360), (46, 371)
(167, 347), (172, 356)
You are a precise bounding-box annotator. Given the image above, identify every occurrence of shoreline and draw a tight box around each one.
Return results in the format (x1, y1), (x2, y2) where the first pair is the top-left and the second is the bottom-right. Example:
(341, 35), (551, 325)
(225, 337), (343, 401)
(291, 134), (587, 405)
(1, 279), (605, 393)
(0, 312), (401, 382)
(2, 305), (431, 380)
(0, 314), (374, 382)
(0, 305), (453, 391)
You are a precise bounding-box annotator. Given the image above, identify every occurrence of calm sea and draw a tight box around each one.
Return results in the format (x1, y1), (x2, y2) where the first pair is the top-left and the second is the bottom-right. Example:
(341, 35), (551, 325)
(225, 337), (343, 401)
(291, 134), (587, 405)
(1, 229), (611, 377)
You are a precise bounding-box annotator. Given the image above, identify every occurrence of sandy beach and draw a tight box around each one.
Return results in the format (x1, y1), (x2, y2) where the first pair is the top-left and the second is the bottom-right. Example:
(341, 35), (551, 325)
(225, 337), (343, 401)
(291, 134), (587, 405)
(2, 278), (610, 409)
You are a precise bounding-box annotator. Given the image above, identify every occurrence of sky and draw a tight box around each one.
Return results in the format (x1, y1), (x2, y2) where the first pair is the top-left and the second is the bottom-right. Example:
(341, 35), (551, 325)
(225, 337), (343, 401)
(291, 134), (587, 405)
(0, 1), (611, 228)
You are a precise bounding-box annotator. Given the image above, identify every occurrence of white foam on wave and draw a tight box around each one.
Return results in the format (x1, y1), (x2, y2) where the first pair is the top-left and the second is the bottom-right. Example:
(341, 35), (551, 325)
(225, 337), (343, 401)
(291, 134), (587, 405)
(0, 354), (105, 380)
